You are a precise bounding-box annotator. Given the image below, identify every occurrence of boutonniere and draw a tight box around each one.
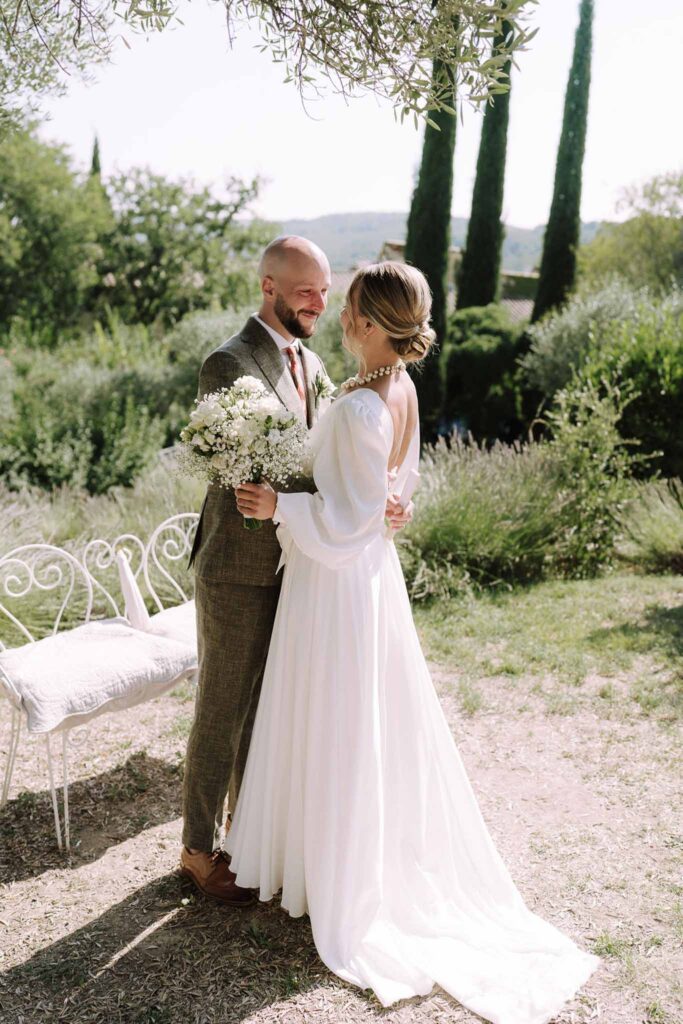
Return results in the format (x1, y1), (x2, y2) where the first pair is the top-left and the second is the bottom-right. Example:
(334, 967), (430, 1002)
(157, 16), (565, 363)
(313, 370), (336, 405)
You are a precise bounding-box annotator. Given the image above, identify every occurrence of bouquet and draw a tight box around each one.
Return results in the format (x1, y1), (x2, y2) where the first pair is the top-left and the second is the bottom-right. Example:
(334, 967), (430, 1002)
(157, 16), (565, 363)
(178, 375), (308, 530)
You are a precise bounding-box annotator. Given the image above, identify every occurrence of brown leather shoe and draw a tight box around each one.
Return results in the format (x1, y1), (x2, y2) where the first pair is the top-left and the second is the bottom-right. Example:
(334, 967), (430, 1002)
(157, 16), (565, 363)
(179, 847), (255, 907)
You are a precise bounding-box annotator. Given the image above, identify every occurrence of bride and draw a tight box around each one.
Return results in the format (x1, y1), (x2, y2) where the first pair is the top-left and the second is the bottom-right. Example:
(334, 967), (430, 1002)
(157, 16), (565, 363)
(230, 261), (598, 1024)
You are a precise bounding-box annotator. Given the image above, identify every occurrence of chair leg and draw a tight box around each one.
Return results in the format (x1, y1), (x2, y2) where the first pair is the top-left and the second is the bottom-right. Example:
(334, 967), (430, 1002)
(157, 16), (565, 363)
(1, 708), (21, 807)
(45, 734), (63, 852)
(62, 730), (71, 854)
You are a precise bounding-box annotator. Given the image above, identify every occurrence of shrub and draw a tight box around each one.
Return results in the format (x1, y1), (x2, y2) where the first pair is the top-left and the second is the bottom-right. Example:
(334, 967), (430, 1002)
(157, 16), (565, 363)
(399, 379), (637, 596)
(618, 479), (683, 573)
(579, 296), (683, 477)
(0, 301), (353, 498)
(0, 385), (165, 495)
(520, 279), (647, 396)
(442, 304), (526, 440)
(543, 378), (636, 576)
(1, 362), (166, 494)
(398, 434), (563, 596)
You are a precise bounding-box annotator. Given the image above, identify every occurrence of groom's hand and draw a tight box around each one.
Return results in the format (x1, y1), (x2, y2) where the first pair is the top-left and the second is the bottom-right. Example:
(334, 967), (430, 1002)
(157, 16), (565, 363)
(385, 495), (414, 532)
(235, 482), (278, 520)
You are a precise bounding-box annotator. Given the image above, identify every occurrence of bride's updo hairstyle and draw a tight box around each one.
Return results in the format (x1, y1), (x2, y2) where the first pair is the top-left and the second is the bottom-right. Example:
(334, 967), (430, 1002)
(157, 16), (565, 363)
(347, 261), (436, 364)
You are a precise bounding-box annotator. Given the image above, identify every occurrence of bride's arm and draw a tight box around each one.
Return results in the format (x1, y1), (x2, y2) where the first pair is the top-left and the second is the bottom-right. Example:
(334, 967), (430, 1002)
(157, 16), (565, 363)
(237, 397), (392, 570)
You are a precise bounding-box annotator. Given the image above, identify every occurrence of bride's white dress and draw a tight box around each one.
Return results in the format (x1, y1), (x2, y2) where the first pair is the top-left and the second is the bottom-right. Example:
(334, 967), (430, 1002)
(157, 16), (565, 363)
(225, 389), (598, 1024)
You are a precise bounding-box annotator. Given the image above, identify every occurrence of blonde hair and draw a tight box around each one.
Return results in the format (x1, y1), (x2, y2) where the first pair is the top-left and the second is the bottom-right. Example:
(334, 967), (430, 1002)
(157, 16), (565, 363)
(347, 261), (436, 364)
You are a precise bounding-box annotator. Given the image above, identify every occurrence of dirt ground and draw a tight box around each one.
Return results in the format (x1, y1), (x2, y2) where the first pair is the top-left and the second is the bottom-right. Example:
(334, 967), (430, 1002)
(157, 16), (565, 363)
(0, 647), (681, 1023)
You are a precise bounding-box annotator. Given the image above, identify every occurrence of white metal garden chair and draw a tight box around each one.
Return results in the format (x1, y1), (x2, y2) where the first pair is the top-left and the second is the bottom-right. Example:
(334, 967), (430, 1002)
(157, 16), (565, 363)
(0, 514), (199, 853)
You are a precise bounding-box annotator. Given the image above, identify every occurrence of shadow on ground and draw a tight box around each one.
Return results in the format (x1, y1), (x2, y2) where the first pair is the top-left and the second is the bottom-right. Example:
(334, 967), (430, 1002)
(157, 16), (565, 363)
(0, 751), (183, 884)
(0, 872), (333, 1024)
(587, 602), (683, 714)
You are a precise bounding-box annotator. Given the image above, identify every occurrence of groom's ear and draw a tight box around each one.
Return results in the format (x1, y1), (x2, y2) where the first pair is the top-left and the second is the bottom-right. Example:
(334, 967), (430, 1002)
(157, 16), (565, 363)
(262, 276), (276, 300)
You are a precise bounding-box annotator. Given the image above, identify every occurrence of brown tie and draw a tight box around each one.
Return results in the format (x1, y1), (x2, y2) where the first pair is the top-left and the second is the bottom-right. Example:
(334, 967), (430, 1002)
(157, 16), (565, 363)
(284, 345), (306, 406)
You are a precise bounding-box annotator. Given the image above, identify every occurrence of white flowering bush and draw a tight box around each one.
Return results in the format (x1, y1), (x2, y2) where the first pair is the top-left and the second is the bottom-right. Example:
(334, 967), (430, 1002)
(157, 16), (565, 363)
(178, 375), (307, 529)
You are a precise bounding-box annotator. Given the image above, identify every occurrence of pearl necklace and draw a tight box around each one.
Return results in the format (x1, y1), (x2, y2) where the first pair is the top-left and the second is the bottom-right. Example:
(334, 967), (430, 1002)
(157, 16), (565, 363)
(340, 360), (406, 392)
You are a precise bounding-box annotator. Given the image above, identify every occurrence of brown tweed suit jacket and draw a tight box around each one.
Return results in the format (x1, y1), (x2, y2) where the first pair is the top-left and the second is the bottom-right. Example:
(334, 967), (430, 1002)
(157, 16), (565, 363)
(188, 315), (330, 587)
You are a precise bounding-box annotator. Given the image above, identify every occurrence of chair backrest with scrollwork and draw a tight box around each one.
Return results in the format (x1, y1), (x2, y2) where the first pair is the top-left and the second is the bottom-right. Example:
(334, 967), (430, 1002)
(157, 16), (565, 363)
(0, 545), (99, 654)
(0, 515), (198, 657)
(143, 513), (199, 612)
(81, 533), (147, 619)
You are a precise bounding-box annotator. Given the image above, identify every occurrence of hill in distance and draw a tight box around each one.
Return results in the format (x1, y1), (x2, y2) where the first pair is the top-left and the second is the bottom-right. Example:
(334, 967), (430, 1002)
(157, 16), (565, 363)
(281, 212), (602, 273)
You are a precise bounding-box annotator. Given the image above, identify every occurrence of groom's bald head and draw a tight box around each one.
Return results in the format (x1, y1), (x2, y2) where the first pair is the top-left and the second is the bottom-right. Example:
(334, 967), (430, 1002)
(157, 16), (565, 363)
(259, 235), (329, 280)
(258, 235), (331, 339)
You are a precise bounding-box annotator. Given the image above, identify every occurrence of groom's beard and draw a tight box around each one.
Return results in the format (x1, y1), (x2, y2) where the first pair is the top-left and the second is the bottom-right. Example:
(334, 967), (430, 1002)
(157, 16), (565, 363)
(274, 294), (319, 339)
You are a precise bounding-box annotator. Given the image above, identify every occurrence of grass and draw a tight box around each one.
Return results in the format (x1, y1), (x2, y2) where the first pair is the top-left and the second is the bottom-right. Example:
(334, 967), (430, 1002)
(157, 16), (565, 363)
(415, 573), (683, 720)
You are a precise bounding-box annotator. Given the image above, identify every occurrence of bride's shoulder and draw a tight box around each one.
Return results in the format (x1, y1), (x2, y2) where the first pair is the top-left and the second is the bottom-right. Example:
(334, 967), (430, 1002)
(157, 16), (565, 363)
(336, 389), (391, 429)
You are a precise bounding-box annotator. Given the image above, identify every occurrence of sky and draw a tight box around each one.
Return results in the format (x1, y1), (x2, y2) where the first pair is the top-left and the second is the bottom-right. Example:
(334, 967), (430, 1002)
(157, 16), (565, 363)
(39, 0), (682, 230)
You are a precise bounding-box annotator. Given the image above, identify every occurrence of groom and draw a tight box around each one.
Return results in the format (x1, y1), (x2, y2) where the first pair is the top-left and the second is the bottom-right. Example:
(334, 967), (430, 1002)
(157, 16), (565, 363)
(180, 236), (411, 905)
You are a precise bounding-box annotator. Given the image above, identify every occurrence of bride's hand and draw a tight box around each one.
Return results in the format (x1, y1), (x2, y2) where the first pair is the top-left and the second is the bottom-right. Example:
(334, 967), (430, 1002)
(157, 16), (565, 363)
(385, 495), (414, 532)
(235, 482), (278, 520)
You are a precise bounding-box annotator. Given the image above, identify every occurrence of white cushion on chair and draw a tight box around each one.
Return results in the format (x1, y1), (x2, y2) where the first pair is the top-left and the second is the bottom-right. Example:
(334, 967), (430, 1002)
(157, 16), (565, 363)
(0, 619), (196, 735)
(148, 600), (197, 650)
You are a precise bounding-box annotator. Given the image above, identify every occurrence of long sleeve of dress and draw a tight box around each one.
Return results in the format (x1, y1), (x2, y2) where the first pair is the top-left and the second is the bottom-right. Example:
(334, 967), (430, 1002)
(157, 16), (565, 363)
(273, 393), (393, 571)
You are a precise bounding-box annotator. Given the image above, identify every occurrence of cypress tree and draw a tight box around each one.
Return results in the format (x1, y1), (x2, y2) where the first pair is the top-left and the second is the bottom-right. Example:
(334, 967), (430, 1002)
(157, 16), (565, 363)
(532, 0), (593, 322)
(90, 136), (101, 179)
(456, 17), (512, 310)
(404, 57), (456, 441)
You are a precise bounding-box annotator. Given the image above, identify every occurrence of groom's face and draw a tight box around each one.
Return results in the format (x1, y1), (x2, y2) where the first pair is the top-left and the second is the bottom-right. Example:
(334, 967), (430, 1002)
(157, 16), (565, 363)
(266, 255), (330, 339)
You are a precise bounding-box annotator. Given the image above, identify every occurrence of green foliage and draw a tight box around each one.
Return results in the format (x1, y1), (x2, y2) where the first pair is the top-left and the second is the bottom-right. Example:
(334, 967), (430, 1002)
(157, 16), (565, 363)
(521, 279), (646, 396)
(543, 378), (636, 575)
(442, 304), (525, 439)
(532, 0), (593, 322)
(3, 316), (174, 494)
(1, 367), (166, 494)
(0, 299), (354, 499)
(619, 479), (683, 574)
(0, 126), (272, 335)
(579, 297), (683, 477)
(0, 129), (112, 337)
(399, 378), (635, 597)
(405, 60), (456, 438)
(0, 302), (352, 497)
(92, 169), (272, 327)
(523, 284), (683, 477)
(579, 171), (683, 294)
(456, 17), (512, 310)
(0, 2), (110, 132)
(2, 2), (534, 126)
(399, 435), (561, 597)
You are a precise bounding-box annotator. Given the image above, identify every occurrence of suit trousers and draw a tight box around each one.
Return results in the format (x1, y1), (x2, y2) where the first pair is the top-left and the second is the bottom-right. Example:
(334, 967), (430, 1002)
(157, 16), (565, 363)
(181, 575), (281, 852)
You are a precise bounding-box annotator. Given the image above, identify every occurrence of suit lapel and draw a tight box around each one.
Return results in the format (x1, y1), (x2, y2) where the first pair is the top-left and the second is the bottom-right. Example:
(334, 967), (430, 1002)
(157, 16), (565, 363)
(242, 317), (306, 424)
